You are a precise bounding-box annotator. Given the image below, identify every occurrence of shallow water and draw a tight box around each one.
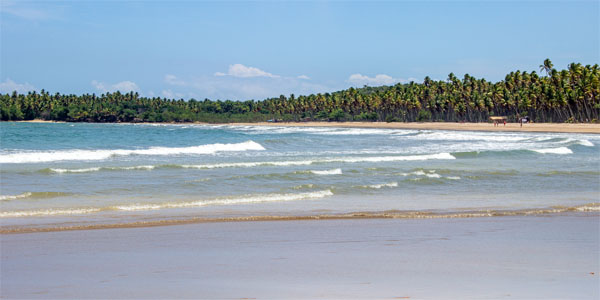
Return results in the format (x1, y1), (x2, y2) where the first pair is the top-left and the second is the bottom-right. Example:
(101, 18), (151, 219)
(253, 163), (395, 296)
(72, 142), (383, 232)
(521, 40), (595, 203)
(1, 122), (598, 231)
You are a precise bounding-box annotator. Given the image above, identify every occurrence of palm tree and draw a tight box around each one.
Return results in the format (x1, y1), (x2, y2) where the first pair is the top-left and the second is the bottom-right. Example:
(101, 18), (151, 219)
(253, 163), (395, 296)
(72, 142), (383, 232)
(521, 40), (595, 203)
(540, 58), (553, 77)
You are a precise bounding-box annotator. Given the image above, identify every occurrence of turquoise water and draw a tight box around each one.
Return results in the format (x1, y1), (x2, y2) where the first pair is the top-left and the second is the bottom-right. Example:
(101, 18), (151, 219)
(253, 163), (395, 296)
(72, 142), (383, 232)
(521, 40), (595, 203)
(1, 122), (599, 230)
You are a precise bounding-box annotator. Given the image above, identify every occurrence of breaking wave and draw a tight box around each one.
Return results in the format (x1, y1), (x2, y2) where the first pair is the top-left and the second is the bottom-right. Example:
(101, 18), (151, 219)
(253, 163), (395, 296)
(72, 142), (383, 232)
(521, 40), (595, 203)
(358, 182), (398, 189)
(34, 152), (456, 174)
(310, 168), (342, 175)
(44, 165), (156, 174)
(0, 141), (265, 163)
(532, 147), (573, 154)
(0, 190), (334, 217)
(0, 192), (70, 201)
(452, 146), (576, 157)
(0, 192), (32, 201)
(180, 153), (455, 169)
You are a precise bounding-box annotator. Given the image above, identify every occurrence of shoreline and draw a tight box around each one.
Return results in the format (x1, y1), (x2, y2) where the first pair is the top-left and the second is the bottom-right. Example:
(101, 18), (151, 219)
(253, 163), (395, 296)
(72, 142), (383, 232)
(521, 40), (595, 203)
(231, 121), (600, 134)
(10, 119), (600, 133)
(2, 204), (598, 234)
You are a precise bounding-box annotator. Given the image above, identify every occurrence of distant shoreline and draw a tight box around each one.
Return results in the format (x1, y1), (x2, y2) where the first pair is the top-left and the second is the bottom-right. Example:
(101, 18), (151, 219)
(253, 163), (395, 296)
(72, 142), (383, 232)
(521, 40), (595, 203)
(231, 121), (600, 134)
(11, 119), (600, 134)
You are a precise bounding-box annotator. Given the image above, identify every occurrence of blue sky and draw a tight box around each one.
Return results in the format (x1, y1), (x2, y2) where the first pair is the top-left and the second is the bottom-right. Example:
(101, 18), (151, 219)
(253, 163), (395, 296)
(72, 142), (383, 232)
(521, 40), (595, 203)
(1, 0), (598, 100)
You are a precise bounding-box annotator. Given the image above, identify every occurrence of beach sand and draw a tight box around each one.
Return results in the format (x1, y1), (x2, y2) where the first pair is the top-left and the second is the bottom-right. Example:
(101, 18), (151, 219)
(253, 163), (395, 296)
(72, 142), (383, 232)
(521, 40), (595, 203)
(13, 120), (600, 133)
(2, 214), (598, 299)
(232, 121), (600, 134)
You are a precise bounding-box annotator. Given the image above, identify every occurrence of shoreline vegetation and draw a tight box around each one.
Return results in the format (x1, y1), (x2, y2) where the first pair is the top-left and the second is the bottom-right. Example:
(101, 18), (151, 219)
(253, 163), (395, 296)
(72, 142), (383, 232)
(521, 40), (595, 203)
(1, 60), (599, 124)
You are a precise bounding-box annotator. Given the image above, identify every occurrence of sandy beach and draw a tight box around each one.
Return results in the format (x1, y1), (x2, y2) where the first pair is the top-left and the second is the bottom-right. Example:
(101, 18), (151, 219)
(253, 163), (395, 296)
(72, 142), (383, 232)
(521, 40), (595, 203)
(1, 215), (598, 299)
(231, 121), (600, 134)
(12, 119), (600, 133)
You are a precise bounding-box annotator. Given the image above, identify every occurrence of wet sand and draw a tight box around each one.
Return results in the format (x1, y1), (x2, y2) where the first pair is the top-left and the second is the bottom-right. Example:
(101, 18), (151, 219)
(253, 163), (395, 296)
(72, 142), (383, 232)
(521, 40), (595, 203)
(2, 215), (598, 299)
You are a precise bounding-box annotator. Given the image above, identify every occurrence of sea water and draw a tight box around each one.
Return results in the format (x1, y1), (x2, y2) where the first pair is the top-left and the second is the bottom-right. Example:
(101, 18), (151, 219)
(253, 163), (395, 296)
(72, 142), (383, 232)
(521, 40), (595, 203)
(1, 122), (598, 231)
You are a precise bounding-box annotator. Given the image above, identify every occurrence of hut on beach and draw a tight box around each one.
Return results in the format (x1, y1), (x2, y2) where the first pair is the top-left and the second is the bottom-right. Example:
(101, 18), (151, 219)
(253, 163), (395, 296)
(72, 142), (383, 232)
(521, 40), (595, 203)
(489, 116), (507, 126)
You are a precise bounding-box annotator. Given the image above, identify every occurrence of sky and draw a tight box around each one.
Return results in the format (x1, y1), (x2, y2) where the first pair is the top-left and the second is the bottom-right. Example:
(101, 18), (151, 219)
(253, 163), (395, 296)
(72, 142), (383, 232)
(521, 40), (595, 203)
(1, 0), (598, 100)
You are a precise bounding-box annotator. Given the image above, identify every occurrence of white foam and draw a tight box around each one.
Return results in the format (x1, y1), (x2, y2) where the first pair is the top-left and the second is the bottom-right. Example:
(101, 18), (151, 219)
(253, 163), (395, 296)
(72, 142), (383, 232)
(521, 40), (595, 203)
(0, 208), (102, 217)
(407, 131), (528, 142)
(0, 192), (32, 201)
(316, 128), (413, 136)
(0, 190), (334, 217)
(576, 204), (600, 212)
(114, 190), (334, 211)
(0, 141), (265, 163)
(425, 173), (441, 178)
(532, 147), (573, 154)
(50, 167), (102, 173)
(362, 182), (398, 189)
(181, 153), (455, 170)
(225, 125), (414, 136)
(577, 139), (594, 147)
(407, 170), (441, 178)
(331, 152), (455, 163)
(182, 160), (313, 169)
(446, 176), (461, 180)
(49, 165), (156, 174)
(40, 152), (454, 173)
(310, 168), (342, 175)
(118, 165), (156, 171)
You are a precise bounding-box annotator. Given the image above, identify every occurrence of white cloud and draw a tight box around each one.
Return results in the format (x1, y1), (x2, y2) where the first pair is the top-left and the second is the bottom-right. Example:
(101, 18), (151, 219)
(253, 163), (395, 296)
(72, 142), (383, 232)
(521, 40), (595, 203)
(112, 81), (139, 92)
(215, 64), (279, 78)
(161, 89), (184, 99)
(348, 73), (399, 86)
(164, 74), (186, 86)
(186, 75), (337, 100)
(297, 75), (310, 80)
(0, 78), (35, 94)
(92, 80), (139, 93)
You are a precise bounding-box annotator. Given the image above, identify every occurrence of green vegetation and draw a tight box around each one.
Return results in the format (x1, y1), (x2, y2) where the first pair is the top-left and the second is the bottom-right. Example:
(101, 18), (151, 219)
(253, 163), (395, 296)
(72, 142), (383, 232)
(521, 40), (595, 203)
(1, 60), (598, 123)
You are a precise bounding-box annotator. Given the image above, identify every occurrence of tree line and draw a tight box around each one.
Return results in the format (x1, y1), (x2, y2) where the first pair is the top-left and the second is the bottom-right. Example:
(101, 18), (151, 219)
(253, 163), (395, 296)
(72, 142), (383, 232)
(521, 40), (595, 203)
(1, 60), (598, 123)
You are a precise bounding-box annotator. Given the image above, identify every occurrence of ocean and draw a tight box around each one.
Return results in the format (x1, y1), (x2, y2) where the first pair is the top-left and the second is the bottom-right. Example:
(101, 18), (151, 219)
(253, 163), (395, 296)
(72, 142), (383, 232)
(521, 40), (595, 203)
(1, 122), (598, 232)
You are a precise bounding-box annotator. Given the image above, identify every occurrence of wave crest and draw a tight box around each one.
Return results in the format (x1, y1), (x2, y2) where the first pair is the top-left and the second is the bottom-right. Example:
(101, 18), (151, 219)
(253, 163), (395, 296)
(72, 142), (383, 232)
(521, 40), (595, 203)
(359, 182), (398, 189)
(310, 169), (342, 175)
(0, 190), (334, 217)
(532, 147), (573, 154)
(0, 192), (70, 201)
(0, 141), (265, 163)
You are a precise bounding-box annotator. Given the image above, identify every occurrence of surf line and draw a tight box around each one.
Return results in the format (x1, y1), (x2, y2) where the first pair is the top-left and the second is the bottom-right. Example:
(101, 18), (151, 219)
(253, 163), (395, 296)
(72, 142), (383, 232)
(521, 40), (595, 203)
(2, 203), (597, 234)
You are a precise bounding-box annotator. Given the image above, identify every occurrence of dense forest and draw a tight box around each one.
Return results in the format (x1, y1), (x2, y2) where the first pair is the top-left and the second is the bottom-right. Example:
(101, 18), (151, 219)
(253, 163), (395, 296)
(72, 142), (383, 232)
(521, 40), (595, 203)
(1, 60), (598, 123)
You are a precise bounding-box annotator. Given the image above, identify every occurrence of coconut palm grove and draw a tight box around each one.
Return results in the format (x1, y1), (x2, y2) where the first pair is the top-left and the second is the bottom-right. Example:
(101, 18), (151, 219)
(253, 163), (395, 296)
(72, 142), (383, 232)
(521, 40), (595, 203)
(1, 60), (598, 123)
